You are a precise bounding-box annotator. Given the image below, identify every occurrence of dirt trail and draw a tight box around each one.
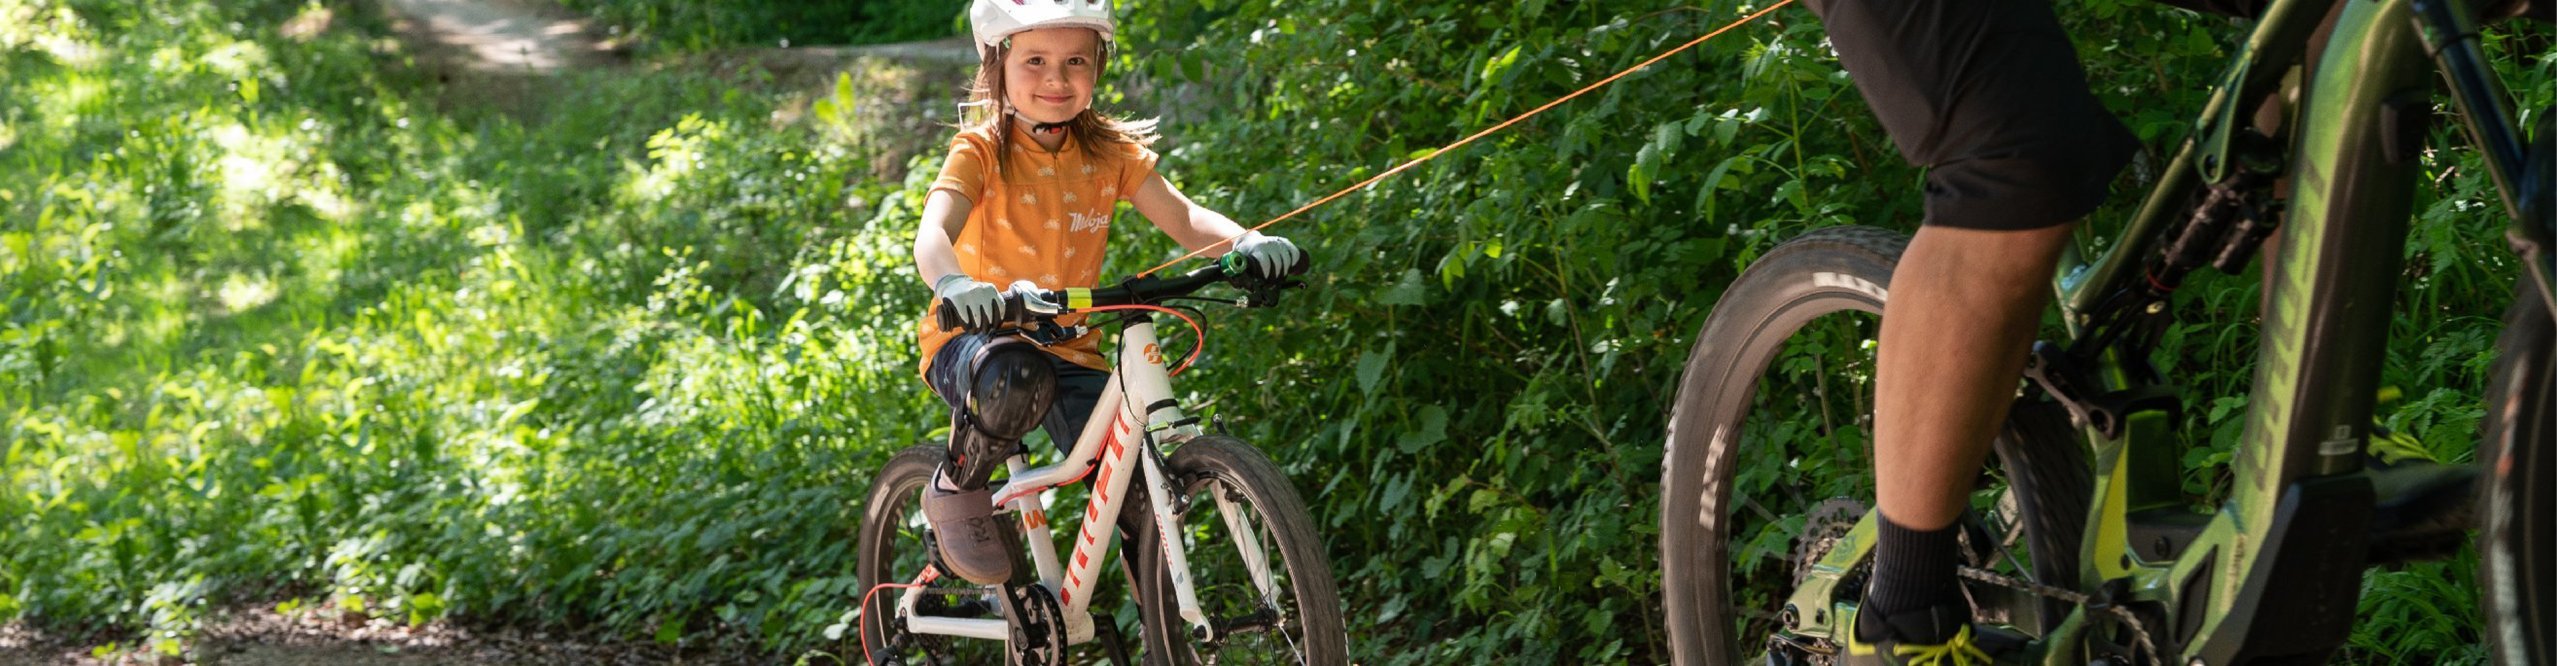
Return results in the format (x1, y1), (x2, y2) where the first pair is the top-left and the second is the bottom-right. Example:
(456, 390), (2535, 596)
(381, 0), (615, 73)
(2, 605), (754, 665)
(377, 0), (973, 177)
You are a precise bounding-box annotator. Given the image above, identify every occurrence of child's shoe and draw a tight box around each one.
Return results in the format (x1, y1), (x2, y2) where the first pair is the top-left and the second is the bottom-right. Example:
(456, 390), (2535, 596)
(923, 479), (1017, 585)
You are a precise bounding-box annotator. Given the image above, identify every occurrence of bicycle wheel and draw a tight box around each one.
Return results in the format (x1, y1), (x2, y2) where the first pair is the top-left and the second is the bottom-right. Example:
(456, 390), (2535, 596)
(1658, 226), (2091, 665)
(1133, 435), (1348, 665)
(856, 444), (1009, 666)
(2479, 282), (2553, 666)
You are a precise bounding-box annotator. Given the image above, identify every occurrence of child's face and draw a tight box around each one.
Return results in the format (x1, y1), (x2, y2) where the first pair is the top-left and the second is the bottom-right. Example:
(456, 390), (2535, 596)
(1002, 28), (1101, 125)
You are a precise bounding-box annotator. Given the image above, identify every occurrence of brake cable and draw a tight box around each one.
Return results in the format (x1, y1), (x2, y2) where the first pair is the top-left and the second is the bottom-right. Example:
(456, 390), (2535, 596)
(1085, 304), (1208, 375)
(1139, 0), (1800, 277)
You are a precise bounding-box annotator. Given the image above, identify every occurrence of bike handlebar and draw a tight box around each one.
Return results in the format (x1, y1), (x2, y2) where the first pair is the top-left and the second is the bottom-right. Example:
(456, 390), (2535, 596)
(935, 252), (1310, 332)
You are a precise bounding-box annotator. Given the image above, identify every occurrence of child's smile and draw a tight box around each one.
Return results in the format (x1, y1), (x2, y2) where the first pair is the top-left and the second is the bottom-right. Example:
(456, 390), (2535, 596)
(1003, 27), (1101, 128)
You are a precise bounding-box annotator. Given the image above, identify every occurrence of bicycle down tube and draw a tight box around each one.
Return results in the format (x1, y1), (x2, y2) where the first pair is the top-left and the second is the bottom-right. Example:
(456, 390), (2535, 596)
(894, 315), (1218, 647)
(2043, 0), (2495, 661)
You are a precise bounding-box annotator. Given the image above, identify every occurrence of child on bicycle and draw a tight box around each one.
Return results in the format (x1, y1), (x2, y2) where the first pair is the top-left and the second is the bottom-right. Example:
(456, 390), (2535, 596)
(912, 0), (1304, 586)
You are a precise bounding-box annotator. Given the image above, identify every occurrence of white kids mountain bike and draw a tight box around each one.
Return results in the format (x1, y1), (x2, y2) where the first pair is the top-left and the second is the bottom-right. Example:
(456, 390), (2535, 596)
(855, 254), (1349, 666)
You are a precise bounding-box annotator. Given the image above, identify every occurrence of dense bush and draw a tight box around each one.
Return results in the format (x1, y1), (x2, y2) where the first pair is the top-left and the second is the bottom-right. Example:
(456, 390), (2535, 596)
(1, 0), (2545, 662)
(1, 0), (940, 658)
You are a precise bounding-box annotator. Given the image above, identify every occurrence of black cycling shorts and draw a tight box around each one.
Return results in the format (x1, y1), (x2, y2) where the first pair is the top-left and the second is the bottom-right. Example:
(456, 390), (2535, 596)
(1807, 0), (2143, 230)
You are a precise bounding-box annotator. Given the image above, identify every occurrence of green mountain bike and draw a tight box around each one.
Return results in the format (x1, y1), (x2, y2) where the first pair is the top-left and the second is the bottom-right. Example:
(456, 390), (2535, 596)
(1659, 0), (2553, 663)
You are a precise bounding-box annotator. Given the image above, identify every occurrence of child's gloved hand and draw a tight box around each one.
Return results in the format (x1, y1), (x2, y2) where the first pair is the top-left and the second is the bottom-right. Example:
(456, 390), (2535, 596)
(1230, 231), (1303, 279)
(1004, 280), (1061, 313)
(934, 273), (1003, 328)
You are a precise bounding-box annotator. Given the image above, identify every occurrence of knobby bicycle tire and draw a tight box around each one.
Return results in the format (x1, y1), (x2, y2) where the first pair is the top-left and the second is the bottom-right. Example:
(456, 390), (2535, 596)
(1658, 226), (2090, 665)
(855, 444), (1009, 666)
(2480, 282), (2554, 666)
(1133, 436), (1349, 665)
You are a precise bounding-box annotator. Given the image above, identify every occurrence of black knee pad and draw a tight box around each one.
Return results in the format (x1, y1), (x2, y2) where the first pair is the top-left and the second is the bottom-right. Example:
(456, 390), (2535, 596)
(962, 341), (1057, 440)
(936, 337), (1059, 488)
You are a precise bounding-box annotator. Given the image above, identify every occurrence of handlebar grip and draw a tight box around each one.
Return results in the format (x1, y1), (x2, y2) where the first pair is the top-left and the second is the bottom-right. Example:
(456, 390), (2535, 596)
(1217, 249), (1316, 279)
(934, 293), (1028, 332)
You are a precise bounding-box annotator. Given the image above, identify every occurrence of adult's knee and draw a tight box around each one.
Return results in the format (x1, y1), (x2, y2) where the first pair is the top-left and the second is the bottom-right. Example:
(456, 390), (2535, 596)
(961, 340), (1056, 441)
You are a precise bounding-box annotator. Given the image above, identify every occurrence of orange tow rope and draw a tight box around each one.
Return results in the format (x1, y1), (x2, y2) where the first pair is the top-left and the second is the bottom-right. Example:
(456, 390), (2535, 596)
(1141, 0), (1799, 276)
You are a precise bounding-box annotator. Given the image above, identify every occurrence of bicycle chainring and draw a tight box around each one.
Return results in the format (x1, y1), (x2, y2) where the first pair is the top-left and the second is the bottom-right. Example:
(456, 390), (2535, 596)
(1000, 582), (1068, 666)
(1792, 498), (1872, 586)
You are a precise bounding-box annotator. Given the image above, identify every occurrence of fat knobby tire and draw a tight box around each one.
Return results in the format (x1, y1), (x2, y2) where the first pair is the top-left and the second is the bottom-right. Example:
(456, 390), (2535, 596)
(1658, 226), (2090, 665)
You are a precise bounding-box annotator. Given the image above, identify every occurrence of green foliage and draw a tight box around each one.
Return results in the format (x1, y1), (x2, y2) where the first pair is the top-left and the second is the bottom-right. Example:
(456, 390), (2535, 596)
(554, 0), (961, 51)
(1097, 0), (2546, 661)
(0, 0), (2544, 662)
(0, 0), (936, 656)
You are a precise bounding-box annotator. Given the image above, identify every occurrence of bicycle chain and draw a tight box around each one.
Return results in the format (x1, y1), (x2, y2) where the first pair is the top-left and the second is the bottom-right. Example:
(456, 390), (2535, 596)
(1956, 566), (2162, 666)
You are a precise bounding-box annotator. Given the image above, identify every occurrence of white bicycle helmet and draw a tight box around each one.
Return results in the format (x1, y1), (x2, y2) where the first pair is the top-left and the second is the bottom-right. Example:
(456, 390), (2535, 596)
(970, 0), (1114, 49)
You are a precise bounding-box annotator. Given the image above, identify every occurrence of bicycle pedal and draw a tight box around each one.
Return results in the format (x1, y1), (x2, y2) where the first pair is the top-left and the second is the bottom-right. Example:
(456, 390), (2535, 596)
(2366, 458), (2477, 563)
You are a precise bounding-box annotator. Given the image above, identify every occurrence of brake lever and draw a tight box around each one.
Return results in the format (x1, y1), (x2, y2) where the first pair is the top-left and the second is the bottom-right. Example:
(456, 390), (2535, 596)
(1020, 321), (1084, 346)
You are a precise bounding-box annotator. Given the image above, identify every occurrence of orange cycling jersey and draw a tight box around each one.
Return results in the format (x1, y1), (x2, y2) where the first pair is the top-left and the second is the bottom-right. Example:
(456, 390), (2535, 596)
(917, 122), (1159, 374)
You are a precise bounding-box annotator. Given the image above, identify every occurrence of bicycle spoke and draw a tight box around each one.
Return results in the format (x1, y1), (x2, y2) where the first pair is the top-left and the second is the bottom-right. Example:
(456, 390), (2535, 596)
(1186, 500), (1307, 662)
(1136, 438), (1342, 665)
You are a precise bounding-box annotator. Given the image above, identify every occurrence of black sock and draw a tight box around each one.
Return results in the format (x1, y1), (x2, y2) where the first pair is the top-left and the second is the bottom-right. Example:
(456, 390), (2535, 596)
(1862, 513), (1964, 642)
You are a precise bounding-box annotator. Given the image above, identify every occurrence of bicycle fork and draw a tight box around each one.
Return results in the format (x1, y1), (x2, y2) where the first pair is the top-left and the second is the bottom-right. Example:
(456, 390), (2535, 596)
(1115, 319), (1222, 642)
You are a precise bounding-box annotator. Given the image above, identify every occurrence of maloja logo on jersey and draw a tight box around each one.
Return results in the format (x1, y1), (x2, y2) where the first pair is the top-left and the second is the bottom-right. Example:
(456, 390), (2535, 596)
(1069, 210), (1111, 234)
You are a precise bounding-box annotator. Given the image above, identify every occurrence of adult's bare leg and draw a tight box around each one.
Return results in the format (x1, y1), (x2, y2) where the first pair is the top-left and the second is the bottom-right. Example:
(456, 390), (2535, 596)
(1863, 223), (2074, 622)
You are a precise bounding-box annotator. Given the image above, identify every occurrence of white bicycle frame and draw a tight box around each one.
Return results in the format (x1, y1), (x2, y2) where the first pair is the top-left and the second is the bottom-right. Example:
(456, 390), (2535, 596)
(895, 316), (1260, 648)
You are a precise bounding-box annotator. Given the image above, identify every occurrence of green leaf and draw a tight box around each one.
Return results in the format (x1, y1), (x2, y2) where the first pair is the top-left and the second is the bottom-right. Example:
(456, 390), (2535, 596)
(1378, 268), (1429, 306)
(1379, 474), (1414, 511)
(656, 615), (684, 645)
(1627, 144), (1656, 204)
(1397, 405), (1448, 453)
(406, 592), (443, 626)
(1652, 121), (1684, 158)
(1356, 342), (1395, 393)
(1480, 43), (1523, 85)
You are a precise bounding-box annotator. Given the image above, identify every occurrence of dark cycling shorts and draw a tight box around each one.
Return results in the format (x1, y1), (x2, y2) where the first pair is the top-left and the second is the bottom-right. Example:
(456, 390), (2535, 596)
(928, 332), (1111, 456)
(1807, 0), (2143, 230)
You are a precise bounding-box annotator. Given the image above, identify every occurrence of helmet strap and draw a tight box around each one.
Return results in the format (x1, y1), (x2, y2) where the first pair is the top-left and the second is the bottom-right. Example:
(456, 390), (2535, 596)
(1010, 110), (1070, 135)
